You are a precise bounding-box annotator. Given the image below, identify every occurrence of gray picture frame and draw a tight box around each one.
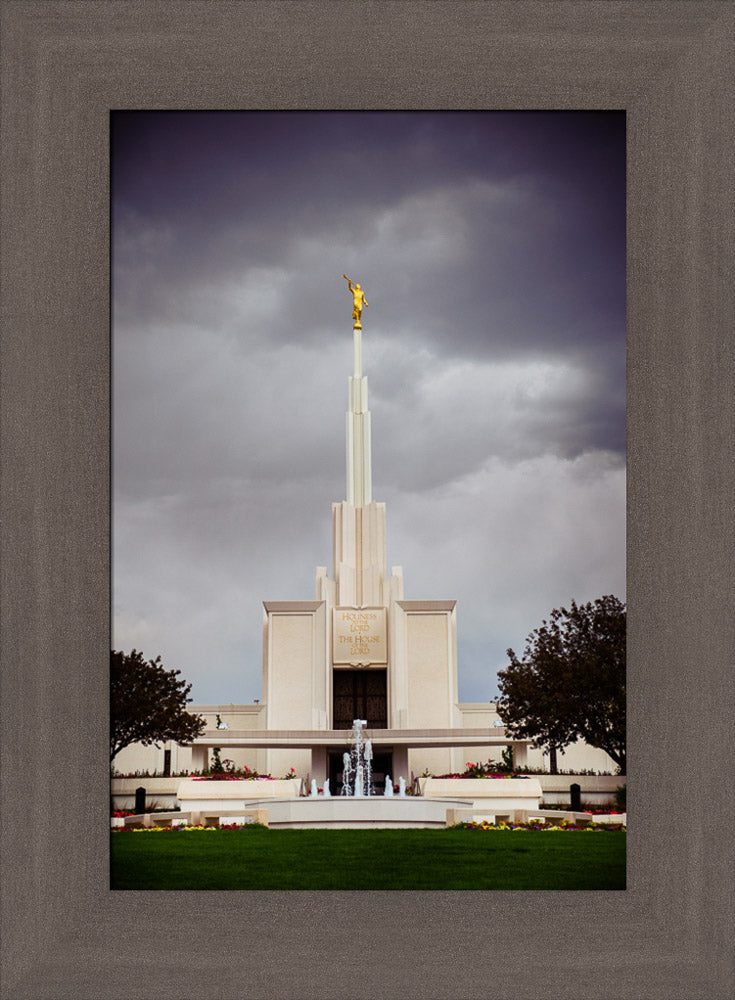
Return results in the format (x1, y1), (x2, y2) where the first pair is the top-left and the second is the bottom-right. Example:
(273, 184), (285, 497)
(1, 2), (733, 998)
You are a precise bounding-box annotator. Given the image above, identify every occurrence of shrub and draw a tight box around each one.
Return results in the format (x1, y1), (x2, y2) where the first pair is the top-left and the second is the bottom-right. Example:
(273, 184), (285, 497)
(614, 784), (627, 810)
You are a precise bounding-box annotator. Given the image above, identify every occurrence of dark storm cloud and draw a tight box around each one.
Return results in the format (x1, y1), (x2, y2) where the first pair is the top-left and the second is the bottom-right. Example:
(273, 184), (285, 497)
(112, 111), (624, 362)
(112, 111), (625, 703)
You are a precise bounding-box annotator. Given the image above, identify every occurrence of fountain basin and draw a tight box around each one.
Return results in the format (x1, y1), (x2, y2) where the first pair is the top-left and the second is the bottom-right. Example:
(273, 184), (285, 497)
(200, 796), (477, 829)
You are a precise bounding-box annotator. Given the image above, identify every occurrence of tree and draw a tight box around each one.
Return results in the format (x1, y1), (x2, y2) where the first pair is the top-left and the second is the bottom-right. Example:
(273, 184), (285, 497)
(110, 649), (206, 763)
(497, 596), (626, 773)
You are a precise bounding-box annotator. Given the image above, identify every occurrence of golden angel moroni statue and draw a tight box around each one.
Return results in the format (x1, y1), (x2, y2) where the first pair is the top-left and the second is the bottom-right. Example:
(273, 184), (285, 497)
(342, 274), (368, 329)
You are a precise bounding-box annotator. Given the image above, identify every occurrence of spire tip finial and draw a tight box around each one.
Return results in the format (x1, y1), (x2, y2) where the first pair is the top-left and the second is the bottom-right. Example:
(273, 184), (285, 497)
(342, 274), (368, 330)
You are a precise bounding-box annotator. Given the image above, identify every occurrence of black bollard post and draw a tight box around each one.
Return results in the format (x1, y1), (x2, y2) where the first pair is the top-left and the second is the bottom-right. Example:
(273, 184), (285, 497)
(135, 786), (146, 814)
(570, 782), (581, 811)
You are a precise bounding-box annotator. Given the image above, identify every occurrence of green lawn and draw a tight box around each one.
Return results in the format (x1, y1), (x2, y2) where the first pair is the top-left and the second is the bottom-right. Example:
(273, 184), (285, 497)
(111, 826), (626, 890)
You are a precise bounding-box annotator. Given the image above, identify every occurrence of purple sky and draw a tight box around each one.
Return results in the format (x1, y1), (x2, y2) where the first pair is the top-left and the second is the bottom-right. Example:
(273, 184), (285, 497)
(112, 111), (626, 705)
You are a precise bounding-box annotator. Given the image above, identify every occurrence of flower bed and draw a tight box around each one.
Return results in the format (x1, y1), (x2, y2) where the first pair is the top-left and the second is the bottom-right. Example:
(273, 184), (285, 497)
(432, 761), (531, 779)
(193, 773), (276, 781)
(540, 802), (622, 814)
(464, 819), (625, 832)
(112, 823), (251, 832)
(434, 772), (530, 779)
(193, 764), (297, 781)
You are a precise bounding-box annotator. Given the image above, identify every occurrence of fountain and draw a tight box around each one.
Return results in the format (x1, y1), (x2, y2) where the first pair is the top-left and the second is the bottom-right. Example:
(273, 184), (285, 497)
(340, 719), (374, 797)
(185, 718), (477, 825)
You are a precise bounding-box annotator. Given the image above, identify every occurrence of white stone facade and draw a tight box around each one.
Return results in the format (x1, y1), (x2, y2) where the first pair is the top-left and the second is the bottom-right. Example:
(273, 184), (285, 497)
(115, 322), (620, 784)
(259, 326), (466, 781)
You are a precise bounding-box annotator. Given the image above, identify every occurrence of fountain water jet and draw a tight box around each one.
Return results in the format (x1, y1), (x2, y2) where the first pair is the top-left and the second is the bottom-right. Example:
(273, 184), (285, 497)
(341, 751), (352, 795)
(340, 719), (374, 797)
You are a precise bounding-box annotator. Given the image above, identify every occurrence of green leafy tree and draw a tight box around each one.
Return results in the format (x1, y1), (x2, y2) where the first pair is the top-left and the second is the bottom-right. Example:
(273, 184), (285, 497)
(497, 596), (626, 773)
(110, 649), (206, 762)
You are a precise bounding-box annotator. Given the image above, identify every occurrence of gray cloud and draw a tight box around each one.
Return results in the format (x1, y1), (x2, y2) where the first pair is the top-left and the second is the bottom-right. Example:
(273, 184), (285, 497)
(112, 111), (626, 703)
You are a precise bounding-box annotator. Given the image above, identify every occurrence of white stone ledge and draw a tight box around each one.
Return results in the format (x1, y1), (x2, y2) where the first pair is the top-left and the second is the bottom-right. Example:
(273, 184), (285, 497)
(189, 728), (533, 748)
(419, 777), (543, 810)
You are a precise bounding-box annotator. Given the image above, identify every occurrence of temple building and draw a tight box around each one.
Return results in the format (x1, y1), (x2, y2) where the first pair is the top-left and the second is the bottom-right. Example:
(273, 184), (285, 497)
(114, 285), (619, 784)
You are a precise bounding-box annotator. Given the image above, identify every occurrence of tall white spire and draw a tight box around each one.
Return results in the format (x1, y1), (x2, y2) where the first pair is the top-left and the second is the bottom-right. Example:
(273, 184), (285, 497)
(318, 276), (402, 609)
(346, 326), (372, 506)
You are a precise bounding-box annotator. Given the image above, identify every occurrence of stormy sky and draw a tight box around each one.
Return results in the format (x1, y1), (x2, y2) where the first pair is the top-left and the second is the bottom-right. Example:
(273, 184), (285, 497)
(112, 111), (626, 706)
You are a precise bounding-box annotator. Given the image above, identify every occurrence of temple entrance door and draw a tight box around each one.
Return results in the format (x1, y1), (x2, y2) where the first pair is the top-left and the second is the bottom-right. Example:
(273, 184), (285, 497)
(331, 669), (390, 793)
(332, 668), (387, 729)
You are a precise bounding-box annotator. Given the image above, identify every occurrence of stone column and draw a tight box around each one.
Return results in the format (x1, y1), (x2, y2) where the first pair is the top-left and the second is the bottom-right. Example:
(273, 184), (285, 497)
(392, 745), (409, 784)
(511, 741), (528, 768)
(310, 745), (327, 785)
(191, 744), (209, 773)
